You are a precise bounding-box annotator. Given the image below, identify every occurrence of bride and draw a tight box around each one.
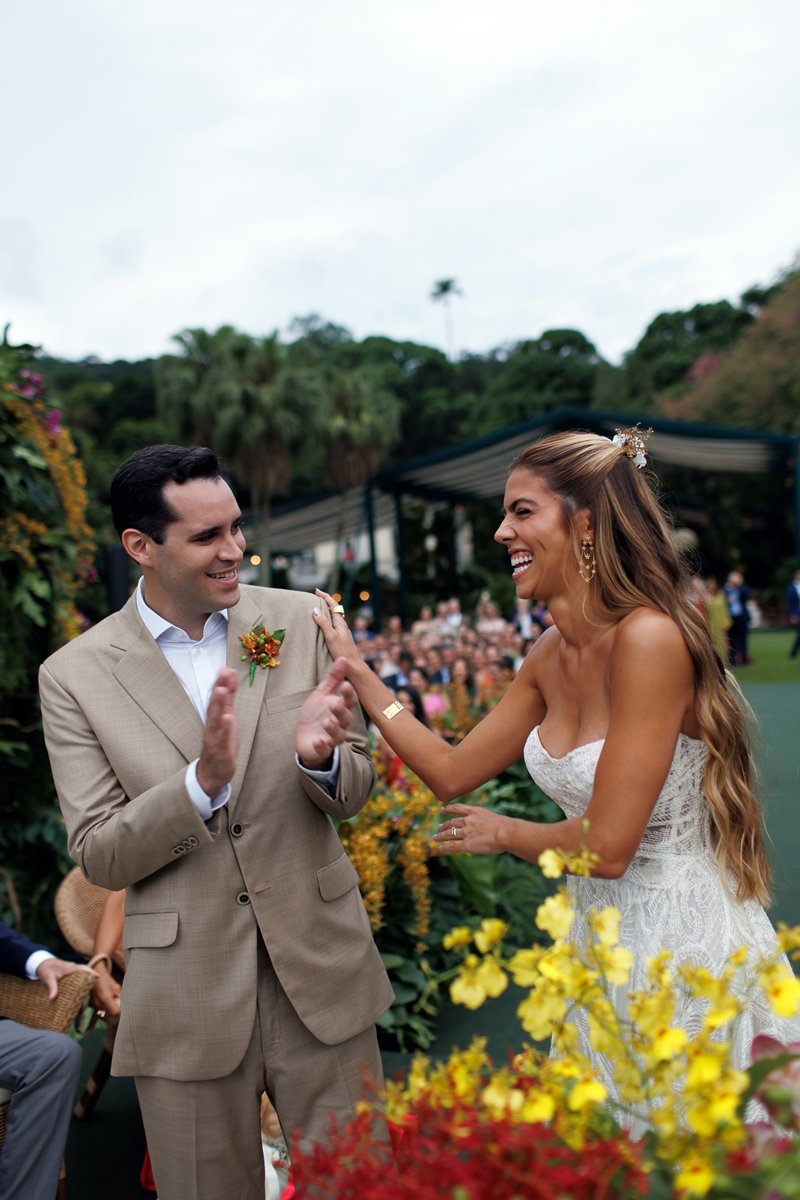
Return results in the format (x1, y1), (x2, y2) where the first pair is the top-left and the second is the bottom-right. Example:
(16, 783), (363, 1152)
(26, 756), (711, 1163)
(313, 427), (800, 1085)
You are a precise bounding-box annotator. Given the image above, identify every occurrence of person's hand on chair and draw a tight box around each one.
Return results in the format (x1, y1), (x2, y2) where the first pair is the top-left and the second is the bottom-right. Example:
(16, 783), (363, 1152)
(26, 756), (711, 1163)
(35, 956), (97, 1001)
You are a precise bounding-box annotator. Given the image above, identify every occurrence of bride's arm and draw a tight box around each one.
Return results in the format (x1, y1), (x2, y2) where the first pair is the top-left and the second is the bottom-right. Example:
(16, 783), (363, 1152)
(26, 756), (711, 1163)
(312, 593), (548, 801)
(437, 609), (696, 873)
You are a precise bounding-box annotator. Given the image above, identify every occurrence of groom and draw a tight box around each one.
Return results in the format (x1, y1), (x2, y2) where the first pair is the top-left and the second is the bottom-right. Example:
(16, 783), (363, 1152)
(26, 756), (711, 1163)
(39, 444), (392, 1200)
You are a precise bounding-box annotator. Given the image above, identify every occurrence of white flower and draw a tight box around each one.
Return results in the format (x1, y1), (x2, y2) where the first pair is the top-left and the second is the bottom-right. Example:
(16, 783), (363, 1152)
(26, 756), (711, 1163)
(611, 427), (650, 470)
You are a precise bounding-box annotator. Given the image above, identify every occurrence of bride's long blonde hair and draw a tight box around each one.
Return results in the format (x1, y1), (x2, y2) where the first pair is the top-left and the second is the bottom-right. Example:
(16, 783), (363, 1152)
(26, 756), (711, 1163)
(512, 430), (770, 904)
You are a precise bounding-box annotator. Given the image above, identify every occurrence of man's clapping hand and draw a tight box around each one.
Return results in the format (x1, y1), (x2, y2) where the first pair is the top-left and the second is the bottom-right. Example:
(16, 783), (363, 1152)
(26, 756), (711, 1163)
(295, 659), (357, 770)
(197, 668), (239, 796)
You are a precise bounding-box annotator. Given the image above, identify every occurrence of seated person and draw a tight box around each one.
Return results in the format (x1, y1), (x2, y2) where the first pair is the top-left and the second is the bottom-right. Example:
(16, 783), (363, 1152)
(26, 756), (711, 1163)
(0, 920), (95, 1200)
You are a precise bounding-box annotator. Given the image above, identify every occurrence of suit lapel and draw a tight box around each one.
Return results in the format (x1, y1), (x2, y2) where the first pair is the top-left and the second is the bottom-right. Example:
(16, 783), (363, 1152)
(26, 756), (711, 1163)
(227, 591), (273, 805)
(110, 590), (279, 799)
(111, 596), (204, 762)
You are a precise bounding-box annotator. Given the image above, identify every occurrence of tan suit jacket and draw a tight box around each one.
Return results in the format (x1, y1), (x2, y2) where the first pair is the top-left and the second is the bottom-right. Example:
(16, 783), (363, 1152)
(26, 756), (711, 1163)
(39, 585), (393, 1081)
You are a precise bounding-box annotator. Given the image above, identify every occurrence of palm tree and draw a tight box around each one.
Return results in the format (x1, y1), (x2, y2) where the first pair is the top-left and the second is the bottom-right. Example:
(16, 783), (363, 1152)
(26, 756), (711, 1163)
(156, 326), (249, 446)
(214, 336), (323, 583)
(430, 278), (463, 361)
(155, 327), (321, 584)
(320, 367), (400, 597)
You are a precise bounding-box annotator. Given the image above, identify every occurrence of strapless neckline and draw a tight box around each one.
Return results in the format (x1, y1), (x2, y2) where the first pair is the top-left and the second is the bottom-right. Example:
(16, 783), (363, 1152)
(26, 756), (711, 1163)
(530, 725), (705, 763)
(530, 726), (604, 762)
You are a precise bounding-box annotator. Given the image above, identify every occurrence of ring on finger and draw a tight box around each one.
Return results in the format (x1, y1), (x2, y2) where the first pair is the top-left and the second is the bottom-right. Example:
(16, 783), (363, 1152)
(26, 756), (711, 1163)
(331, 604), (345, 616)
(451, 826), (458, 840)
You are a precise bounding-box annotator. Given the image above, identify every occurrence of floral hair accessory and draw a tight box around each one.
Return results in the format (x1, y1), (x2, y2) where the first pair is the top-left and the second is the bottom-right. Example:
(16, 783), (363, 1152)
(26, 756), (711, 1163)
(239, 625), (285, 685)
(611, 424), (652, 469)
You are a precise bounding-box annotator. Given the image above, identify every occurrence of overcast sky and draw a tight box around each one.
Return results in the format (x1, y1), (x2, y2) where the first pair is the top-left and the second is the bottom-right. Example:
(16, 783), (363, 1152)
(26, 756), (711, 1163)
(2, 1), (798, 366)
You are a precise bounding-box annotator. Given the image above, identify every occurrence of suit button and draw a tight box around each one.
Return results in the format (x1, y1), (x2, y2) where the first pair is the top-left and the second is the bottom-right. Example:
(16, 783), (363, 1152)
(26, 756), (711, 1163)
(236, 891), (251, 906)
(230, 822), (244, 838)
(172, 845), (186, 856)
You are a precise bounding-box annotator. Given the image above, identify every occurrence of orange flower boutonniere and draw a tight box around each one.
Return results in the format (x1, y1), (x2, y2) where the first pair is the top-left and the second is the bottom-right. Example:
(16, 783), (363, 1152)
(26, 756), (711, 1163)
(238, 625), (286, 685)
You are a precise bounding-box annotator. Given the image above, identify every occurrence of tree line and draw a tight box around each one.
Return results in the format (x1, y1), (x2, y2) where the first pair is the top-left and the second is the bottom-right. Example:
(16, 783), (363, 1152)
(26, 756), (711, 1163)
(34, 262), (800, 608)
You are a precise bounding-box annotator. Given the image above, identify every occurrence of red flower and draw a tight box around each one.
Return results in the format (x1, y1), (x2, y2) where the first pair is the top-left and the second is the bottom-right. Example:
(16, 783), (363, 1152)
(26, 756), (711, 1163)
(290, 1101), (648, 1199)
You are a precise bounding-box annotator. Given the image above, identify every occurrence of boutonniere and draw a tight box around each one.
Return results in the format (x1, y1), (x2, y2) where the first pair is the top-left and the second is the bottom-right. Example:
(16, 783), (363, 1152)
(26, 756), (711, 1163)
(238, 625), (286, 685)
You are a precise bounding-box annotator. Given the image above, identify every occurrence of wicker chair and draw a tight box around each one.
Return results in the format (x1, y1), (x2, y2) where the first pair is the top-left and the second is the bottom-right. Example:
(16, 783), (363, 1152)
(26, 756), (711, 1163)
(54, 868), (125, 1119)
(0, 959), (93, 1199)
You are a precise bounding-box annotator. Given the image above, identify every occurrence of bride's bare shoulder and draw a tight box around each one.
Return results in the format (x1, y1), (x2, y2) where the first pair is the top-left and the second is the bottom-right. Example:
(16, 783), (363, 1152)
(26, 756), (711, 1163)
(518, 624), (562, 678)
(613, 608), (692, 664)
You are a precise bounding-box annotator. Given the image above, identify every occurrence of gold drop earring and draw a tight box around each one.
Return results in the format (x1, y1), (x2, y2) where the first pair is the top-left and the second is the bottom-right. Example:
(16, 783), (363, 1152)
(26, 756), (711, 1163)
(578, 536), (596, 583)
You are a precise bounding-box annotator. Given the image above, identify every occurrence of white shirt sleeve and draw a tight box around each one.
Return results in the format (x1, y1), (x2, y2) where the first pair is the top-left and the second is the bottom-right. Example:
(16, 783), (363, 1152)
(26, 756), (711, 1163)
(295, 745), (340, 794)
(26, 949), (55, 980)
(186, 761), (232, 820)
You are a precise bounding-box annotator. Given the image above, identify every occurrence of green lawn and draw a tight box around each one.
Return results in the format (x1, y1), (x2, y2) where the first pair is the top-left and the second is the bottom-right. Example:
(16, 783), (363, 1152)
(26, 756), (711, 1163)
(732, 628), (799, 682)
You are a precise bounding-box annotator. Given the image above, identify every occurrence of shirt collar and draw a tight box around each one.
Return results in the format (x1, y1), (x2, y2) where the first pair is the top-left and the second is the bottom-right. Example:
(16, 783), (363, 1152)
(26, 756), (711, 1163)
(135, 577), (229, 643)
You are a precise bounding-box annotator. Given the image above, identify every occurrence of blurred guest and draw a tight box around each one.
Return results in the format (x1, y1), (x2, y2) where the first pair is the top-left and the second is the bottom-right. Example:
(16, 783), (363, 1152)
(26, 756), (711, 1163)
(383, 614), (403, 638)
(425, 647), (450, 685)
(410, 605), (435, 638)
(786, 567), (800, 660)
(511, 597), (535, 639)
(724, 570), (752, 666)
(408, 666), (448, 721)
(449, 656), (475, 696)
(394, 685), (429, 726)
(704, 577), (731, 664)
(474, 597), (508, 638)
(687, 576), (707, 613)
(352, 613), (375, 643)
(442, 598), (464, 634)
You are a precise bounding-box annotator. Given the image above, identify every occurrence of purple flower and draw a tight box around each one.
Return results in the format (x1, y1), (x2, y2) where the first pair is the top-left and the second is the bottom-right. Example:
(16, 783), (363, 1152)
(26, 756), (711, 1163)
(43, 409), (62, 438)
(744, 1120), (793, 1158)
(751, 1034), (800, 1130)
(17, 369), (46, 400)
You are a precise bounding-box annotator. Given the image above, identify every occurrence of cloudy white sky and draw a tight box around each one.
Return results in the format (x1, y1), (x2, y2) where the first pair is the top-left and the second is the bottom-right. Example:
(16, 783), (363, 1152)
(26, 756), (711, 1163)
(2, 1), (799, 366)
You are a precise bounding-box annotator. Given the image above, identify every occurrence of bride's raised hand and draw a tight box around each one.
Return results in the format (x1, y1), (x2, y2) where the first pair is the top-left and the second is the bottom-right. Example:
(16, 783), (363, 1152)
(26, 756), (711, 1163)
(312, 589), (362, 669)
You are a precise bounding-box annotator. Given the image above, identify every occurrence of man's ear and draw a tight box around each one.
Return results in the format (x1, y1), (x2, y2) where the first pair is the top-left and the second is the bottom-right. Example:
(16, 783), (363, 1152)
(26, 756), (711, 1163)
(121, 529), (152, 567)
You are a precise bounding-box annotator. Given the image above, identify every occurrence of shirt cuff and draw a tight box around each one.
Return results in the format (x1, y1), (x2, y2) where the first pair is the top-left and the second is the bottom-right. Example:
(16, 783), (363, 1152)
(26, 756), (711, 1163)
(26, 950), (55, 981)
(296, 745), (340, 794)
(186, 761), (231, 820)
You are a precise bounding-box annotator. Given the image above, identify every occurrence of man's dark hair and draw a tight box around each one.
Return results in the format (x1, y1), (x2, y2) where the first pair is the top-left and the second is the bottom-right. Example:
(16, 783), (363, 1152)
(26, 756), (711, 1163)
(110, 445), (223, 542)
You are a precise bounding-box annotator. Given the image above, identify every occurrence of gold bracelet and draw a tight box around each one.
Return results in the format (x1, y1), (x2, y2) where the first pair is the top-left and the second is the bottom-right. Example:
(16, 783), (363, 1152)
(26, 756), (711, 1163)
(382, 700), (405, 721)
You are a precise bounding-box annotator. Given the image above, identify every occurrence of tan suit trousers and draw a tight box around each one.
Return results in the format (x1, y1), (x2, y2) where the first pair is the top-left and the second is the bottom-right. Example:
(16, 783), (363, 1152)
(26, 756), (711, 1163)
(136, 937), (384, 1200)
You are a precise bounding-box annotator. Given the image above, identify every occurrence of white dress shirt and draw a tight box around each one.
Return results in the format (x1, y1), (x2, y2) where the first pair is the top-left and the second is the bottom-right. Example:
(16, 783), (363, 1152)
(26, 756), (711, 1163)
(135, 579), (338, 820)
(25, 949), (54, 979)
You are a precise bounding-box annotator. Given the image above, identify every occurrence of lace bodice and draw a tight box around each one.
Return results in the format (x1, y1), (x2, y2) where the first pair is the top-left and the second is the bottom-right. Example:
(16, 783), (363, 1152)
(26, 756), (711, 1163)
(524, 728), (714, 886)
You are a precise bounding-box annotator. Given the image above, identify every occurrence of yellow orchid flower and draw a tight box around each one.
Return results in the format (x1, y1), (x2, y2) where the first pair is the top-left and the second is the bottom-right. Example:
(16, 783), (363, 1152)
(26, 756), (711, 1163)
(538, 848), (566, 878)
(443, 925), (474, 950)
(474, 917), (508, 954)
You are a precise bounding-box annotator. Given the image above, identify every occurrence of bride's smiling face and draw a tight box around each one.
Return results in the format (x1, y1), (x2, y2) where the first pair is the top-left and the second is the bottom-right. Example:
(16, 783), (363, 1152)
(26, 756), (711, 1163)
(494, 468), (588, 601)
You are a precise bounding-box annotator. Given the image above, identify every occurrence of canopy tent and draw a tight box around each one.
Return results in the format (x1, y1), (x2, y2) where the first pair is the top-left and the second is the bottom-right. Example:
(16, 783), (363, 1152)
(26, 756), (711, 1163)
(268, 409), (799, 616)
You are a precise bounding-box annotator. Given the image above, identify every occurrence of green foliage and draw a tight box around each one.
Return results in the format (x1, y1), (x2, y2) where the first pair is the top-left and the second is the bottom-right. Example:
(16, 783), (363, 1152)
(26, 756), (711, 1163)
(465, 329), (601, 438)
(362, 763), (560, 1052)
(657, 272), (800, 434)
(20, 260), (800, 603)
(0, 330), (98, 942)
(623, 300), (753, 403)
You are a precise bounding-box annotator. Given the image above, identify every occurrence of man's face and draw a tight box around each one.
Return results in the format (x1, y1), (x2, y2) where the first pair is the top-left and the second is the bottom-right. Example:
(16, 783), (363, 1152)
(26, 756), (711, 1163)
(140, 477), (245, 638)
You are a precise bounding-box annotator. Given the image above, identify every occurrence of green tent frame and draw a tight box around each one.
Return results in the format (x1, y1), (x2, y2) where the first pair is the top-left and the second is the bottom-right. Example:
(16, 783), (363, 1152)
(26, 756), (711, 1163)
(270, 409), (799, 623)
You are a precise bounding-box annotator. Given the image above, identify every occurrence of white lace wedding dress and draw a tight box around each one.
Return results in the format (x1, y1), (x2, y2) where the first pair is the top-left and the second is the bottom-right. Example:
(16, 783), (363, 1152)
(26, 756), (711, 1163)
(524, 726), (800, 1102)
